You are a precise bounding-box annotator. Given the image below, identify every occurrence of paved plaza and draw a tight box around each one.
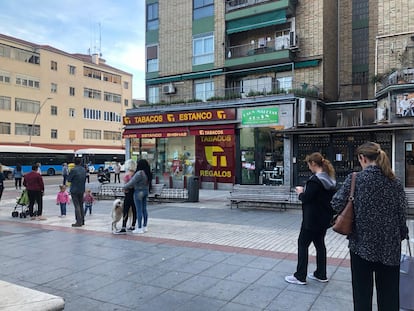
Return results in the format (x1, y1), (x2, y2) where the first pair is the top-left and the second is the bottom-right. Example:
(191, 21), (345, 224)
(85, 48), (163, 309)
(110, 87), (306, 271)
(0, 180), (412, 310)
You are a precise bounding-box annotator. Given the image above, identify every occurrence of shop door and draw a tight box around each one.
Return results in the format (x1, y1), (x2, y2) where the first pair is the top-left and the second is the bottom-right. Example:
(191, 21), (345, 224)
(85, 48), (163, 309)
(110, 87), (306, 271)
(405, 142), (414, 187)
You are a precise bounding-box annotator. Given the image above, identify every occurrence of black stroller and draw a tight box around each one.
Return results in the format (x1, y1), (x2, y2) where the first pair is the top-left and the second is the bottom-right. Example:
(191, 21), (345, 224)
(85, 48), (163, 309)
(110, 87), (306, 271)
(11, 189), (31, 218)
(97, 168), (111, 183)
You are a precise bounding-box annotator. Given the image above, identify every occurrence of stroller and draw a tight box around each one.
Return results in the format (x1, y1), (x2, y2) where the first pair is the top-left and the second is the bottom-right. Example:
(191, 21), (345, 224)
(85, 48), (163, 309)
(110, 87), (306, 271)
(97, 168), (111, 183)
(11, 189), (31, 218)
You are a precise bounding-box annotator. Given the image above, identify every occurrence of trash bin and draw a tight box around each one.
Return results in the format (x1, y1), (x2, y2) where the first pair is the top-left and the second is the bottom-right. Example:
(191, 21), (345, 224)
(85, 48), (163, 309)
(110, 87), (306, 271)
(187, 176), (199, 202)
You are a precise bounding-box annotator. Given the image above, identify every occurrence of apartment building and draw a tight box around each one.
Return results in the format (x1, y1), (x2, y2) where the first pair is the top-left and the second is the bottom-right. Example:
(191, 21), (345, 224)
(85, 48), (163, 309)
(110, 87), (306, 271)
(124, 0), (414, 189)
(0, 33), (132, 154)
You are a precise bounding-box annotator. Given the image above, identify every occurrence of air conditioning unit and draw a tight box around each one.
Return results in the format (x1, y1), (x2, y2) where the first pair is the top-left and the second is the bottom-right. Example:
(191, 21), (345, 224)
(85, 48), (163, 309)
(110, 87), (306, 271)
(298, 98), (318, 126)
(162, 83), (176, 94)
(289, 31), (298, 48)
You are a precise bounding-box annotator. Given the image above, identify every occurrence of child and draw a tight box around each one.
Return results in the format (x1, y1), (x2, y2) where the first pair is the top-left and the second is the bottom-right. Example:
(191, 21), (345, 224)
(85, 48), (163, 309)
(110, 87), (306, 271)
(56, 184), (70, 217)
(83, 189), (95, 215)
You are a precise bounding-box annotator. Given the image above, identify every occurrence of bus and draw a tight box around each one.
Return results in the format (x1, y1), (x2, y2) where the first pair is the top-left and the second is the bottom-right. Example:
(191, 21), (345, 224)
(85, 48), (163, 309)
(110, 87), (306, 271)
(0, 145), (74, 178)
(75, 148), (125, 173)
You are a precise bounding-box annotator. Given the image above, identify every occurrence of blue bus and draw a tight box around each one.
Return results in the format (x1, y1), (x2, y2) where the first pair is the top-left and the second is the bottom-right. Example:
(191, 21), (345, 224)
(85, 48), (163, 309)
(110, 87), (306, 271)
(0, 145), (74, 178)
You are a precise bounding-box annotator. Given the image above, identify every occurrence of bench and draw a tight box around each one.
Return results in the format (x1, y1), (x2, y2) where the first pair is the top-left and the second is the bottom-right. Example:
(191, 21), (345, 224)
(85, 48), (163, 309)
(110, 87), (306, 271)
(404, 188), (414, 217)
(229, 184), (299, 210)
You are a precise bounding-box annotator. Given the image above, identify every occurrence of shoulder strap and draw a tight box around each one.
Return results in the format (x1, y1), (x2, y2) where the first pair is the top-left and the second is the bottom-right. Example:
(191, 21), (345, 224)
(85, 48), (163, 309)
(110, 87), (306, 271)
(349, 172), (356, 201)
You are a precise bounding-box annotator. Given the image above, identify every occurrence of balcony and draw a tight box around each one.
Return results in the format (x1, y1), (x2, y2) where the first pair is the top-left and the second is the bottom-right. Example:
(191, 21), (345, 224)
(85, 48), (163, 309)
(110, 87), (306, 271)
(225, 0), (297, 14)
(374, 68), (414, 95)
(225, 37), (295, 69)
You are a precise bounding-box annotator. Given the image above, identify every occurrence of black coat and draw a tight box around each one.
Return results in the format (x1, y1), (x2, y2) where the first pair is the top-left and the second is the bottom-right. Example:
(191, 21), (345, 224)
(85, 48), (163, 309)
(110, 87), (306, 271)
(298, 174), (336, 231)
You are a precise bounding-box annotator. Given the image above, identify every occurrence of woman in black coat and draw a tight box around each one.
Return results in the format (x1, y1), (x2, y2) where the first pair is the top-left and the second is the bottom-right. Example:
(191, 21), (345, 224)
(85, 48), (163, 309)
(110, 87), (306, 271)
(285, 152), (336, 285)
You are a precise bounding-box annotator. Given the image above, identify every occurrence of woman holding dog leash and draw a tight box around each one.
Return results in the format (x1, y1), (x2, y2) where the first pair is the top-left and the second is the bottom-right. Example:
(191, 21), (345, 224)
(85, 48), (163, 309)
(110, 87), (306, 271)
(123, 159), (152, 234)
(114, 159), (137, 234)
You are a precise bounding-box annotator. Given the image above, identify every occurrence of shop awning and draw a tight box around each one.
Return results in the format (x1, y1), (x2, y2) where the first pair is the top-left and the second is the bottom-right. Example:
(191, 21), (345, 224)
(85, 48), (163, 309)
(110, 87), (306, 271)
(226, 10), (286, 34)
(123, 124), (235, 138)
(123, 127), (189, 138)
(189, 124), (235, 136)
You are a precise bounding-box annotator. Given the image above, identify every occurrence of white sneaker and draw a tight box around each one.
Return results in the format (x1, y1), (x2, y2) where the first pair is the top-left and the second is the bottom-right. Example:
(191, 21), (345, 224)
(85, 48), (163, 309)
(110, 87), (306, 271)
(133, 228), (144, 234)
(285, 275), (306, 285)
(143, 226), (148, 232)
(307, 273), (328, 283)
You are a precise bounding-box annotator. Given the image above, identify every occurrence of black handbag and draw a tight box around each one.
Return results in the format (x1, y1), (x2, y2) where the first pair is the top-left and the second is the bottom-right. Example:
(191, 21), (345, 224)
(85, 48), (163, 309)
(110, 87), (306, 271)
(400, 237), (414, 310)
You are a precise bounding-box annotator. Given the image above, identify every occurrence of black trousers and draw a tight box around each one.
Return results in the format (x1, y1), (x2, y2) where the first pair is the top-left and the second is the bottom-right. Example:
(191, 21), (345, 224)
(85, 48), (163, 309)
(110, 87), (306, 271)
(294, 227), (327, 282)
(71, 192), (85, 225)
(350, 251), (400, 311)
(122, 191), (136, 228)
(27, 190), (43, 217)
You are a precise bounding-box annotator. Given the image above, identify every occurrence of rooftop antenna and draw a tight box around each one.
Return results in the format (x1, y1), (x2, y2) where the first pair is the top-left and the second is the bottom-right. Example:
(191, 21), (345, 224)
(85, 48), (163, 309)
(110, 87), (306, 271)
(90, 22), (102, 57)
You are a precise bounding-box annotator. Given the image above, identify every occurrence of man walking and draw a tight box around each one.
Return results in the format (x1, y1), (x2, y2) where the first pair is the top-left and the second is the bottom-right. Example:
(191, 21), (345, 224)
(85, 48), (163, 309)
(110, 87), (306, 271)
(68, 157), (86, 227)
(23, 164), (45, 220)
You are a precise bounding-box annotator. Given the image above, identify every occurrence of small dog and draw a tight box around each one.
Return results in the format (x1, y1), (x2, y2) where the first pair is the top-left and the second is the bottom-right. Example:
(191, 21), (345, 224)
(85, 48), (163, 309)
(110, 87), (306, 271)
(111, 199), (133, 232)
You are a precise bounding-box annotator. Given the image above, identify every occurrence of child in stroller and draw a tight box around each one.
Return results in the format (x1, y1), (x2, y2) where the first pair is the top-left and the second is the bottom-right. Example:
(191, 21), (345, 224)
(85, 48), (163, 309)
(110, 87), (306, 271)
(11, 189), (31, 218)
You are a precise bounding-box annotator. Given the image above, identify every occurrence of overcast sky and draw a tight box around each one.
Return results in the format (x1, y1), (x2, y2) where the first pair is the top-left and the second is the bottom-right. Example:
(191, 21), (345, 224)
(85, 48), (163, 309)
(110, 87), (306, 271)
(0, 0), (146, 99)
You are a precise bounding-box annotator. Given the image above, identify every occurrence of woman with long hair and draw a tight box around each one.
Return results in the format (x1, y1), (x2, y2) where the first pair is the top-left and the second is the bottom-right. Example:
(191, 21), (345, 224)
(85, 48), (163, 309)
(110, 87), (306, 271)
(285, 152), (337, 285)
(332, 142), (408, 310)
(123, 159), (152, 234)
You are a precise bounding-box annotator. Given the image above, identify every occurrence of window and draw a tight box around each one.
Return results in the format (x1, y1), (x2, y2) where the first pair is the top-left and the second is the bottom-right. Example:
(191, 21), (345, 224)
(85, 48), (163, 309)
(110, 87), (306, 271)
(69, 87), (75, 96)
(83, 88), (101, 100)
(193, 0), (214, 20)
(83, 129), (101, 140)
(15, 98), (39, 113)
(69, 65), (76, 75)
(83, 108), (102, 120)
(103, 111), (121, 122)
(193, 33), (214, 65)
(51, 83), (57, 93)
(104, 131), (121, 141)
(124, 99), (129, 107)
(51, 129), (58, 139)
(51, 105), (58, 116)
(0, 122), (11, 134)
(69, 108), (75, 117)
(147, 3), (159, 30)
(276, 76), (292, 91)
(123, 81), (129, 89)
(147, 45), (159, 72)
(104, 92), (121, 103)
(51, 61), (57, 71)
(15, 50), (40, 64)
(0, 96), (11, 110)
(16, 75), (40, 89)
(194, 80), (214, 102)
(0, 71), (11, 84)
(148, 87), (159, 104)
(0, 44), (11, 57)
(15, 123), (39, 136)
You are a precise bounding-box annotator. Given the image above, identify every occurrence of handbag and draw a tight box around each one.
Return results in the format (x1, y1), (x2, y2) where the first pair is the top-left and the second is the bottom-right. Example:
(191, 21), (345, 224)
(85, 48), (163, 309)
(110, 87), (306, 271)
(400, 237), (414, 310)
(332, 172), (356, 235)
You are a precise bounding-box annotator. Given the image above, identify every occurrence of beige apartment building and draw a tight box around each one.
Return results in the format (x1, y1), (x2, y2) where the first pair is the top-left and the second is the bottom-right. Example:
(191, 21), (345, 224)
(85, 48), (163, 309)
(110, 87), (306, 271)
(0, 33), (132, 153)
(123, 0), (414, 189)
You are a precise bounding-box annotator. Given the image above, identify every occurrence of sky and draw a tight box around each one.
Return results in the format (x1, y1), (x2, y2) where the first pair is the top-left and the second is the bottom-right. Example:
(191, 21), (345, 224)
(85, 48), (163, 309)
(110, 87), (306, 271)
(0, 0), (146, 99)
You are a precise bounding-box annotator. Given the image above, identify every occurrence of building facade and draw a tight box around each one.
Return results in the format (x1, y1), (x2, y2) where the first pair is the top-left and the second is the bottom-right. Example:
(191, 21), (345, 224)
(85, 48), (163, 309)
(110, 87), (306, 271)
(0, 34), (132, 153)
(124, 0), (414, 189)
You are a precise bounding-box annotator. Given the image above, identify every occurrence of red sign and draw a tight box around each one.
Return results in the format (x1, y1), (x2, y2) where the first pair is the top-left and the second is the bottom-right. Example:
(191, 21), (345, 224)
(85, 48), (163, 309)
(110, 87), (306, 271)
(195, 134), (234, 183)
(123, 109), (236, 125)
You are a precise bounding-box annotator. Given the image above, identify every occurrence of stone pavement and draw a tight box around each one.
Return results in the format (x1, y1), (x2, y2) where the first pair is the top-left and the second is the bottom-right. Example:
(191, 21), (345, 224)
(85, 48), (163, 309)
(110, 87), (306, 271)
(0, 182), (412, 310)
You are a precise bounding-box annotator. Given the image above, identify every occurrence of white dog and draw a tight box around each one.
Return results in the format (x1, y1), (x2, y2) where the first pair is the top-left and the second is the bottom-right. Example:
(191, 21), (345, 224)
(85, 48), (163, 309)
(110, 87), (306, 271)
(111, 199), (133, 232)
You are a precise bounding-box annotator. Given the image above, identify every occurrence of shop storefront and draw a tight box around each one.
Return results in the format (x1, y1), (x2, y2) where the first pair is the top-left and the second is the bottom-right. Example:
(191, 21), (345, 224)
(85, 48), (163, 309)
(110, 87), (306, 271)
(123, 108), (237, 189)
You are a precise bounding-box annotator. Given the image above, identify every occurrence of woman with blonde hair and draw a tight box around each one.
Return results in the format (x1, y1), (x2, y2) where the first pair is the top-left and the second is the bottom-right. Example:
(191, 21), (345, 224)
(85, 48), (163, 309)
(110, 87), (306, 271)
(332, 142), (408, 310)
(285, 152), (337, 285)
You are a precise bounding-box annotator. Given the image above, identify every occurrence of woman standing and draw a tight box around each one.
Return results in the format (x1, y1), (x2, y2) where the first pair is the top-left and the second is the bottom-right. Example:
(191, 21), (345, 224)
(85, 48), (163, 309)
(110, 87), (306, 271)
(0, 164), (5, 202)
(123, 159), (152, 234)
(14, 163), (23, 190)
(285, 152), (336, 285)
(331, 142), (408, 311)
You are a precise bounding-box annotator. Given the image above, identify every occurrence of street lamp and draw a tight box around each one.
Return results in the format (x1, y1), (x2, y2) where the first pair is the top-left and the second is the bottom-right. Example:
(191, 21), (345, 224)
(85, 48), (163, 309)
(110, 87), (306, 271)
(28, 97), (52, 146)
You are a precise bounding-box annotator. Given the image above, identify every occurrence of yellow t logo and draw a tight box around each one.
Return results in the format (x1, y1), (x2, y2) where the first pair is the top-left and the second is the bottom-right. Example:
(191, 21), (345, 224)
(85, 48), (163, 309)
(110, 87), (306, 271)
(205, 146), (227, 167)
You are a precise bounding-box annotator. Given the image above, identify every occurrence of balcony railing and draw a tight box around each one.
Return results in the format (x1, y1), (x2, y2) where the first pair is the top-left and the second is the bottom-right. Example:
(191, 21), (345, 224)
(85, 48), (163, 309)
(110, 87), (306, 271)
(374, 68), (414, 92)
(225, 0), (273, 12)
(227, 36), (291, 59)
(145, 81), (320, 107)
